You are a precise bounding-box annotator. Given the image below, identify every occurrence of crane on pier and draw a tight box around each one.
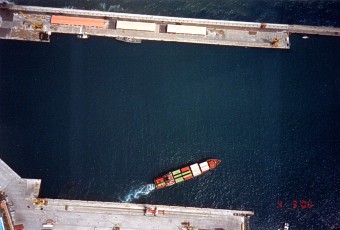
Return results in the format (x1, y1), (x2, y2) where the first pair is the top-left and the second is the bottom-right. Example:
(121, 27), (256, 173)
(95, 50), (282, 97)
(271, 37), (280, 47)
(19, 11), (43, 29)
(32, 198), (48, 206)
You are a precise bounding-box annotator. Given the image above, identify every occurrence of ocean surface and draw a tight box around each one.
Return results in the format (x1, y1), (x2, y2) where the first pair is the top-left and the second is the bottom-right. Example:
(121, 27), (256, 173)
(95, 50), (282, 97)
(1, 1), (340, 229)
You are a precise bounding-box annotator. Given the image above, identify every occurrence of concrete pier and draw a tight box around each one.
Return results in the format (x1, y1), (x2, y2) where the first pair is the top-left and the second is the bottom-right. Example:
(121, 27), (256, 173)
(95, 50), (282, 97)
(0, 158), (253, 230)
(1, 4), (339, 49)
(0, 3), (289, 49)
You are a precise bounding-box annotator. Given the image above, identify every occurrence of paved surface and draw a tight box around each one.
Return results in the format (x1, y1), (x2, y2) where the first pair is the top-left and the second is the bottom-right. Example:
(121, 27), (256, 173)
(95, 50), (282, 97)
(0, 158), (253, 230)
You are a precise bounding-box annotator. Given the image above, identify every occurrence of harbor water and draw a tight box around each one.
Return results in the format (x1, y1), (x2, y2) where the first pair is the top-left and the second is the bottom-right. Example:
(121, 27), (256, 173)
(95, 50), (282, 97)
(1, 1), (340, 229)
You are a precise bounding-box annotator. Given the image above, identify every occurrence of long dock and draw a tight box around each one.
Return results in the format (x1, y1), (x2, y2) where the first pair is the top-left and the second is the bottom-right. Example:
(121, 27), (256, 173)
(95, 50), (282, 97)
(0, 3), (338, 49)
(0, 157), (253, 230)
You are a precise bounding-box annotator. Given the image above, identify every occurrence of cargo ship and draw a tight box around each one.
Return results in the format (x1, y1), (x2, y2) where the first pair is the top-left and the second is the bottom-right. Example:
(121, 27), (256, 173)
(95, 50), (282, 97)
(154, 159), (221, 190)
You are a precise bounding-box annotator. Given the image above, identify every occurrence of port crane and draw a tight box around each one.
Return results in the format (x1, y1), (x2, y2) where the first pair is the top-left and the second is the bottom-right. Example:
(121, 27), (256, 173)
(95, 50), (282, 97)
(19, 11), (43, 29)
(179, 222), (194, 230)
(32, 198), (48, 206)
(271, 37), (280, 47)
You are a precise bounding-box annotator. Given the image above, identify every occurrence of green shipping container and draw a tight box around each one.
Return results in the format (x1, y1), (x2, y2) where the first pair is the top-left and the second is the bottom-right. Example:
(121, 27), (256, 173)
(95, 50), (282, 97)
(175, 177), (184, 183)
(181, 171), (191, 176)
(172, 169), (181, 175)
(174, 173), (182, 179)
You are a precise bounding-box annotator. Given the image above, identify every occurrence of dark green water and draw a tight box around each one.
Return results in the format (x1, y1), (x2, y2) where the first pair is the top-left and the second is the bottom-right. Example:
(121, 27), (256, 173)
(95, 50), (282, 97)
(1, 34), (339, 229)
(1, 1), (340, 229)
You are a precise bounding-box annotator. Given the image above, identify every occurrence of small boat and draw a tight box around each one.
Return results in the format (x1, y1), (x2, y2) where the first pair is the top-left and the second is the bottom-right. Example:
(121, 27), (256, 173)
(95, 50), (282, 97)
(77, 34), (89, 39)
(154, 159), (221, 190)
(115, 37), (142, 43)
(284, 223), (289, 230)
(302, 36), (309, 39)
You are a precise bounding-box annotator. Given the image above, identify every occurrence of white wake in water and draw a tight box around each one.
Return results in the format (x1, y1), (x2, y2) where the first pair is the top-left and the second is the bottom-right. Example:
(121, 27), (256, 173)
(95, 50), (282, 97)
(121, 184), (155, 203)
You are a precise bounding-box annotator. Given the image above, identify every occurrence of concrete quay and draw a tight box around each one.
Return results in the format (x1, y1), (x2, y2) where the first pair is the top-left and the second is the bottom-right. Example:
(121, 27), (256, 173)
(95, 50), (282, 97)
(0, 158), (253, 230)
(0, 3), (292, 49)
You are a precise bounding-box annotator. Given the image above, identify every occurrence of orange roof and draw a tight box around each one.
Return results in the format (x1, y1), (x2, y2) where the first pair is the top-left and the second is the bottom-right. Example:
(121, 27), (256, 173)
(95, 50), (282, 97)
(51, 15), (105, 28)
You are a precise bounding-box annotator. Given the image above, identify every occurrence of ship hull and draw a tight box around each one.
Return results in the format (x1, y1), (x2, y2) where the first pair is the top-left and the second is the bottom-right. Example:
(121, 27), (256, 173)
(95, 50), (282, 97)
(115, 37), (142, 43)
(154, 159), (221, 190)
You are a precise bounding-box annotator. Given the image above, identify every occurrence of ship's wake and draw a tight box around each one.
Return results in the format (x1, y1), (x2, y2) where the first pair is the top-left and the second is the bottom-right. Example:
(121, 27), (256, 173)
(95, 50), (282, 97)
(121, 184), (155, 203)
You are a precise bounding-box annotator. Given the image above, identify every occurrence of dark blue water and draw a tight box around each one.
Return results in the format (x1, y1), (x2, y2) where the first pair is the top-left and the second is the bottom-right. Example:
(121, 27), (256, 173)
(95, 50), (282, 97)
(1, 1), (340, 230)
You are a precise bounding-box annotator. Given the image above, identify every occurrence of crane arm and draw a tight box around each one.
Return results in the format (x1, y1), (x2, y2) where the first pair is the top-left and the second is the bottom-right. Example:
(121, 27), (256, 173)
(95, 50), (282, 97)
(19, 11), (43, 29)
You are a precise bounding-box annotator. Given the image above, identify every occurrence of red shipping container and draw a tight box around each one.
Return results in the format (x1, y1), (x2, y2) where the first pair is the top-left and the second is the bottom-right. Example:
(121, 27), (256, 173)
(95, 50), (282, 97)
(181, 166), (190, 172)
(183, 175), (193, 180)
(14, 224), (24, 230)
